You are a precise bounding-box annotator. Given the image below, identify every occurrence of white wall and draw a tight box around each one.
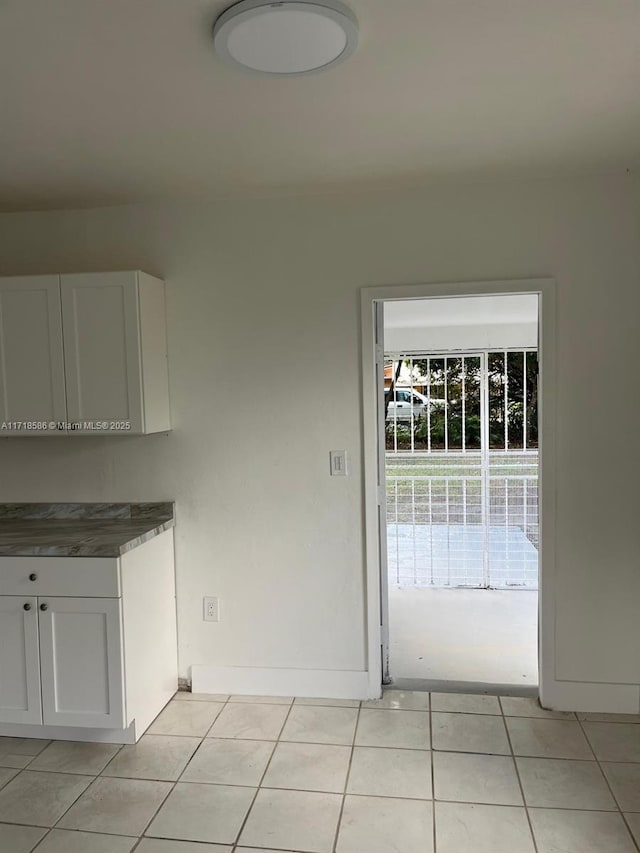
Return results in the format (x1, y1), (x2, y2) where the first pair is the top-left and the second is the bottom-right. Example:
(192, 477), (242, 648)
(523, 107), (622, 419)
(0, 172), (638, 706)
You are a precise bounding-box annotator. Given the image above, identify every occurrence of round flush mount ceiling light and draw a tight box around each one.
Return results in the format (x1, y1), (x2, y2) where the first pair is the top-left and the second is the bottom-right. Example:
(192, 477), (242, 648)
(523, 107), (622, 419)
(213, 0), (358, 76)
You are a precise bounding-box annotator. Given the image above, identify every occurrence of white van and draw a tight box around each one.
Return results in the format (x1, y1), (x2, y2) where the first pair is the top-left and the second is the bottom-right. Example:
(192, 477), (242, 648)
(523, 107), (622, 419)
(385, 387), (445, 421)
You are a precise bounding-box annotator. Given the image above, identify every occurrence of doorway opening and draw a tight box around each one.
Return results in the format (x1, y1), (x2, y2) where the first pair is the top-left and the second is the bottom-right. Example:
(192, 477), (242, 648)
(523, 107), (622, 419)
(380, 294), (540, 694)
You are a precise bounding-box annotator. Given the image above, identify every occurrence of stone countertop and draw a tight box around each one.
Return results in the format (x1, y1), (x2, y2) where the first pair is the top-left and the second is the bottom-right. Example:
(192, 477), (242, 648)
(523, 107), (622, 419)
(0, 503), (175, 557)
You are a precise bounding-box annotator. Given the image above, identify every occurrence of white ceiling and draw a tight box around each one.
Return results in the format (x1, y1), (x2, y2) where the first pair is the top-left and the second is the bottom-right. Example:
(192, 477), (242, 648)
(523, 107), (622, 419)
(1, 0), (639, 212)
(384, 295), (539, 329)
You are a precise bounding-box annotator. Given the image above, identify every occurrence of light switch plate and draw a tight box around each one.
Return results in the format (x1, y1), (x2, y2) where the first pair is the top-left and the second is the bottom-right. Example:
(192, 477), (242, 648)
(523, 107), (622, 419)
(330, 450), (348, 476)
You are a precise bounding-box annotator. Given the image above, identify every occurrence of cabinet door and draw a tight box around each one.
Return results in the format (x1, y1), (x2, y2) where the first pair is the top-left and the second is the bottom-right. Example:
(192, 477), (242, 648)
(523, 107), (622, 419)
(60, 272), (144, 433)
(0, 276), (66, 430)
(38, 597), (125, 729)
(0, 597), (42, 724)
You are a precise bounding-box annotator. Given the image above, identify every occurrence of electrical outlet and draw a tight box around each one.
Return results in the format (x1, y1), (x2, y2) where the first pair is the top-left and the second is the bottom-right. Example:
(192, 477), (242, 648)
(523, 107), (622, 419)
(203, 596), (220, 622)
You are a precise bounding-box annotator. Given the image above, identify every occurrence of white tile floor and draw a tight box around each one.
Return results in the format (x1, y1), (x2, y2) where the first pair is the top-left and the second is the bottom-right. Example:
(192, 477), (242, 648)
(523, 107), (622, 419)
(0, 691), (638, 852)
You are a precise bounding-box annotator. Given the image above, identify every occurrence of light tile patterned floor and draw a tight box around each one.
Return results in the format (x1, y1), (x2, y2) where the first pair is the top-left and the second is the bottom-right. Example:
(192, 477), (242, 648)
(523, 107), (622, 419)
(0, 691), (638, 852)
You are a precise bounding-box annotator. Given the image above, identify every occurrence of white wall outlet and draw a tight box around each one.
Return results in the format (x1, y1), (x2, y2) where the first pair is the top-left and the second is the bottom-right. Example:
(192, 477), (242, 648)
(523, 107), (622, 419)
(203, 596), (220, 622)
(330, 450), (348, 476)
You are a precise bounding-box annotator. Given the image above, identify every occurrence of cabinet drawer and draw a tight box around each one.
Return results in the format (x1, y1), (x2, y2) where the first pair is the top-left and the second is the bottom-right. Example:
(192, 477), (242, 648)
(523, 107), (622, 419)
(0, 557), (120, 598)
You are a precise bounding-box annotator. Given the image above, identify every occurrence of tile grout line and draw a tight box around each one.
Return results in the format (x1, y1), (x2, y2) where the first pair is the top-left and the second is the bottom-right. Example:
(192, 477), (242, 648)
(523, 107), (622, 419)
(330, 700), (361, 853)
(131, 694), (232, 845)
(147, 691), (263, 849)
(106, 759), (174, 845)
(429, 695), (437, 853)
(229, 696), (296, 850)
(234, 784), (432, 799)
(500, 695), (541, 853)
(0, 767), (20, 796)
(74, 775), (640, 812)
(22, 741), (126, 851)
(107, 691), (231, 850)
(575, 714), (640, 853)
(10, 738), (586, 755)
(171, 695), (231, 782)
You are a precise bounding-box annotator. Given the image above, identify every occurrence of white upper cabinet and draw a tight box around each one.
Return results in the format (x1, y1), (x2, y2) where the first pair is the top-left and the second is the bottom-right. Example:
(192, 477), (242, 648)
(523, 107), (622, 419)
(0, 271), (170, 436)
(61, 271), (171, 434)
(0, 276), (66, 429)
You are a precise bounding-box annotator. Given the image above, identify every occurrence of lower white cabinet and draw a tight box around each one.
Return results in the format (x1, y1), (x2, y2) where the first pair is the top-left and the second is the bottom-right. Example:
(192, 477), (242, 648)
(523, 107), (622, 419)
(0, 596), (42, 725)
(39, 597), (125, 729)
(0, 530), (177, 743)
(0, 596), (124, 729)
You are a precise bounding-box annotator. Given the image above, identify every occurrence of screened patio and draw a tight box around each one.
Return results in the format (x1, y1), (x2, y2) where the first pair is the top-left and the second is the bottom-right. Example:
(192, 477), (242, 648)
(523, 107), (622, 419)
(385, 349), (539, 591)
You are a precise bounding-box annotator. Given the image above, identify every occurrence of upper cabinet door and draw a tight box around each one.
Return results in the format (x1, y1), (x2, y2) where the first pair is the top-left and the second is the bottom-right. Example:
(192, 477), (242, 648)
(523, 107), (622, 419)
(0, 276), (66, 430)
(61, 272), (144, 433)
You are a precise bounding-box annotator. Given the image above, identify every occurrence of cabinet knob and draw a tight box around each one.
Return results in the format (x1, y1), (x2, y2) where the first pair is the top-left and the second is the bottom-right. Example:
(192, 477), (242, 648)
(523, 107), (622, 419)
(23, 603), (32, 611)
(29, 573), (37, 582)
(40, 603), (48, 612)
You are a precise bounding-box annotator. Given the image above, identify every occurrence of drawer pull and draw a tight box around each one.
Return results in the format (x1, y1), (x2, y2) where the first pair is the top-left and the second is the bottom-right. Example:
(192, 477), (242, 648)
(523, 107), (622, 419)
(40, 603), (48, 612)
(23, 603), (32, 611)
(29, 573), (38, 582)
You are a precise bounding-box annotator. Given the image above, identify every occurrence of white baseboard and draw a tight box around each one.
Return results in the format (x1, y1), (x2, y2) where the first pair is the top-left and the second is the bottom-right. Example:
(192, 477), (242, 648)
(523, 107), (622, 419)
(190, 667), (640, 713)
(540, 679), (640, 714)
(0, 720), (137, 744)
(191, 666), (370, 700)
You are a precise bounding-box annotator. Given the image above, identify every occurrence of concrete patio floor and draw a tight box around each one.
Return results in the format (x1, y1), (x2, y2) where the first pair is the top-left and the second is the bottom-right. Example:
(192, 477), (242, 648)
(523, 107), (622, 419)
(388, 587), (538, 694)
(387, 522), (539, 588)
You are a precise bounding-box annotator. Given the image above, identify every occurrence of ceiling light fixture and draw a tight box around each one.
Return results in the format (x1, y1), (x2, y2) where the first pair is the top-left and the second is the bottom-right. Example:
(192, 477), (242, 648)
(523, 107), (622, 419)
(213, 0), (358, 76)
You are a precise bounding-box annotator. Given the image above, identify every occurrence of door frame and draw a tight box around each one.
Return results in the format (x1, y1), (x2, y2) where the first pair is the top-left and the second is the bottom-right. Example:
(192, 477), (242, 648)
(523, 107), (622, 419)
(361, 278), (556, 703)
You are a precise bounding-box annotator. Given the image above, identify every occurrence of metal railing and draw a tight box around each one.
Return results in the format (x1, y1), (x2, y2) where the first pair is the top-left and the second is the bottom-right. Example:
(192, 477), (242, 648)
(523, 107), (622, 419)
(386, 452), (538, 588)
(384, 349), (539, 590)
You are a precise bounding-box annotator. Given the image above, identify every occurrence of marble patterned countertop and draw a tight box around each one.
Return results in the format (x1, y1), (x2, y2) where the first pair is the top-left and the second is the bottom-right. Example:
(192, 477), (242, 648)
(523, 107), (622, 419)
(0, 502), (175, 557)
